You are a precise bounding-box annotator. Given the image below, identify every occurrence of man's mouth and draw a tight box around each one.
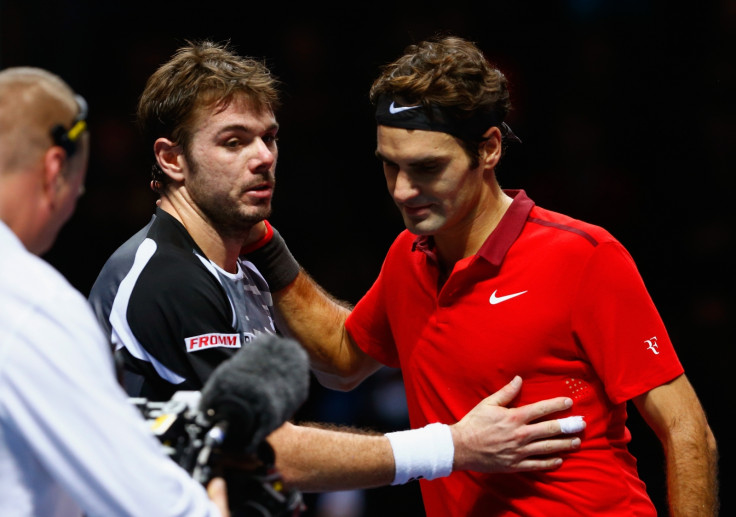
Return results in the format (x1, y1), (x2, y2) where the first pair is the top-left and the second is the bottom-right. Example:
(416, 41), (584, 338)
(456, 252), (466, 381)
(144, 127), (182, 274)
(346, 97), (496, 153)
(244, 183), (273, 199)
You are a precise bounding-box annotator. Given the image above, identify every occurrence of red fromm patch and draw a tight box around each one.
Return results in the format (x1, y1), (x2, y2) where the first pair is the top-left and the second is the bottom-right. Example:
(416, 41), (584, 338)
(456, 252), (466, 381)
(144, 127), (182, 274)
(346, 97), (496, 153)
(185, 333), (241, 352)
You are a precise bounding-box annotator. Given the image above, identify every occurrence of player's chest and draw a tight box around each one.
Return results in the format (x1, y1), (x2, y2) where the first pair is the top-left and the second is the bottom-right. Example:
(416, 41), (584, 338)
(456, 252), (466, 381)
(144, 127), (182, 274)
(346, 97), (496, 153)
(389, 256), (583, 371)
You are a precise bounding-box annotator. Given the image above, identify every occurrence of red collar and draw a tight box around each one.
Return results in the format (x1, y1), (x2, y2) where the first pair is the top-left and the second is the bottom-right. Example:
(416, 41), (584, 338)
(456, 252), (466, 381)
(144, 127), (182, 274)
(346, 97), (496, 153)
(411, 189), (535, 267)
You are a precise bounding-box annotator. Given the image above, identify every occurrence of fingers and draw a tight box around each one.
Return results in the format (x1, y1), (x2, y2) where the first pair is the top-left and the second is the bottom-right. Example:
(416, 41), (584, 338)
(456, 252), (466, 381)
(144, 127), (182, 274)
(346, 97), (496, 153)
(515, 395), (574, 424)
(207, 477), (230, 517)
(512, 456), (565, 472)
(451, 382), (587, 474)
(557, 416), (585, 434)
(484, 375), (523, 407)
(522, 436), (582, 458)
(499, 435), (582, 473)
(520, 411), (585, 442)
(487, 381), (581, 431)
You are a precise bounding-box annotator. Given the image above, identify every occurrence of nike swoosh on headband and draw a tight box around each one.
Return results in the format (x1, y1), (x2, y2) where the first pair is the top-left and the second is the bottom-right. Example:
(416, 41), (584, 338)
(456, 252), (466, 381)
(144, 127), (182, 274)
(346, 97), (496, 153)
(389, 101), (420, 114)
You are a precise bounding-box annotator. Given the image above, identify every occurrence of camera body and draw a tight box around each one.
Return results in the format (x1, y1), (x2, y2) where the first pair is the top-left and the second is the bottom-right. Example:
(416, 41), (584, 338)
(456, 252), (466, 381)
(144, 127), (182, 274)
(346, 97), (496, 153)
(131, 391), (304, 517)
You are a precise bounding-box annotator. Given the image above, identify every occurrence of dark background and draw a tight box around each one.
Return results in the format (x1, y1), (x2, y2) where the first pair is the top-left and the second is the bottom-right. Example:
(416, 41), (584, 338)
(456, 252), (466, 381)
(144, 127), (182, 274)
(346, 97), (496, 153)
(2, 1), (733, 515)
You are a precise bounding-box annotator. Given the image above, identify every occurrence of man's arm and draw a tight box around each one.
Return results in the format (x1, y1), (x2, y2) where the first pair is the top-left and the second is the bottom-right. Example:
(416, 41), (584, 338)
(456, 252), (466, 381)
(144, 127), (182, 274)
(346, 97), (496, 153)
(241, 221), (394, 391)
(242, 222), (380, 389)
(632, 374), (719, 516)
(272, 270), (382, 390)
(269, 376), (583, 492)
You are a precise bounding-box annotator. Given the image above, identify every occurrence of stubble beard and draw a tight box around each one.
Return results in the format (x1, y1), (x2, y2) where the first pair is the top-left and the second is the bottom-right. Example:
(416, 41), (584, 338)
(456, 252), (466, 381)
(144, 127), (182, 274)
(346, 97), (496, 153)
(194, 187), (272, 240)
(187, 159), (273, 240)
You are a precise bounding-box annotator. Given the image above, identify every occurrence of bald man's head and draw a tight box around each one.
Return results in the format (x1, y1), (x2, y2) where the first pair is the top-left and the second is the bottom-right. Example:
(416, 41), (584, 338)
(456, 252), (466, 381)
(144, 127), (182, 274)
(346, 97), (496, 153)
(0, 67), (82, 174)
(0, 67), (90, 254)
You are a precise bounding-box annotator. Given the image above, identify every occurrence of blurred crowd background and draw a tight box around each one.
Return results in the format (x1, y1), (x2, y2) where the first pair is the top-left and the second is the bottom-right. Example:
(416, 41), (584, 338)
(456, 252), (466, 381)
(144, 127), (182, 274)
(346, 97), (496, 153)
(2, 1), (733, 515)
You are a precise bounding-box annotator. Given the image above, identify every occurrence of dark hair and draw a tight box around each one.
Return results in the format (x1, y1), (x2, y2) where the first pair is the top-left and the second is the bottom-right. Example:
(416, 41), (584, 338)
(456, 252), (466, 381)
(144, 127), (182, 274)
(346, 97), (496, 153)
(370, 36), (512, 167)
(137, 40), (281, 188)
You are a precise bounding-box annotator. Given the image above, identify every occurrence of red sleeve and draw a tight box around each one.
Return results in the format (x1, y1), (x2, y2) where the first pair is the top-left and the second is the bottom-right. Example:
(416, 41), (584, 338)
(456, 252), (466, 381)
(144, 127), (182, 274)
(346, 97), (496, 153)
(345, 251), (401, 369)
(572, 241), (683, 404)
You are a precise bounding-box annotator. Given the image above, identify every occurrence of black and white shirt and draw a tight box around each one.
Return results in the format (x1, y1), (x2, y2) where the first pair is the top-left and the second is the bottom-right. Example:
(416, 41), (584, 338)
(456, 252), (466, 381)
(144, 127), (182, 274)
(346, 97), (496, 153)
(89, 208), (276, 400)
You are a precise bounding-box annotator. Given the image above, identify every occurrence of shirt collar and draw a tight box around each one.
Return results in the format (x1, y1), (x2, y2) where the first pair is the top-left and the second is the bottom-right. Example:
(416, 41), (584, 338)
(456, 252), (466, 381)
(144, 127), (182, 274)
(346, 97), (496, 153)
(411, 189), (535, 267)
(0, 219), (24, 252)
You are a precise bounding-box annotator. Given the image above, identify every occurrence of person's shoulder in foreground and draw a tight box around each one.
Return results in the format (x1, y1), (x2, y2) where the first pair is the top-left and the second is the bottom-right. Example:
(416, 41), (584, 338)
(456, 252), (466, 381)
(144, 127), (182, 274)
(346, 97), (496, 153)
(0, 66), (227, 516)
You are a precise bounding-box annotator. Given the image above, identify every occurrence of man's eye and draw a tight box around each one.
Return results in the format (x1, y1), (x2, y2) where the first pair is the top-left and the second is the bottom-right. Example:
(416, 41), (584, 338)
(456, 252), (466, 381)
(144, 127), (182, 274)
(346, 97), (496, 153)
(416, 163), (440, 174)
(224, 139), (240, 148)
(263, 134), (278, 145)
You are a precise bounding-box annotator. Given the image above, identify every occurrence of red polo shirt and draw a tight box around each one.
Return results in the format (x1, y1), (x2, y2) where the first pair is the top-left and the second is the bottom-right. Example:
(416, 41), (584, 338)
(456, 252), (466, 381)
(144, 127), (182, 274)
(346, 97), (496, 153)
(346, 190), (683, 516)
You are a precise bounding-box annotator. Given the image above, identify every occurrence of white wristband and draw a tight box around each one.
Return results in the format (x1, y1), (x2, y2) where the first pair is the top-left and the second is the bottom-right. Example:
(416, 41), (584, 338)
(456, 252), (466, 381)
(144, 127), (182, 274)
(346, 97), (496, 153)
(385, 423), (454, 485)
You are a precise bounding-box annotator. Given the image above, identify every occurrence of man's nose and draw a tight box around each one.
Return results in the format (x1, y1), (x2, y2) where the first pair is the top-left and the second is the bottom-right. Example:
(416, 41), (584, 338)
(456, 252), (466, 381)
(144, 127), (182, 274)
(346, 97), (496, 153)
(391, 169), (419, 202)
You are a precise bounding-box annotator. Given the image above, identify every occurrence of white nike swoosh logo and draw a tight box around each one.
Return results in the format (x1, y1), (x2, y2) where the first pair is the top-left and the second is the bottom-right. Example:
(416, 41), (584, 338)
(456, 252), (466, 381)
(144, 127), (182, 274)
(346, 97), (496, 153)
(389, 101), (420, 114)
(489, 289), (528, 305)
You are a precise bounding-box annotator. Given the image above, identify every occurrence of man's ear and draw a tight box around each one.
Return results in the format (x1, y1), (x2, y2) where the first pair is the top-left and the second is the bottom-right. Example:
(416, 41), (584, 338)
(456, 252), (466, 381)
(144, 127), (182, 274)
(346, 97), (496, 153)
(480, 126), (502, 171)
(153, 138), (185, 182)
(42, 146), (67, 206)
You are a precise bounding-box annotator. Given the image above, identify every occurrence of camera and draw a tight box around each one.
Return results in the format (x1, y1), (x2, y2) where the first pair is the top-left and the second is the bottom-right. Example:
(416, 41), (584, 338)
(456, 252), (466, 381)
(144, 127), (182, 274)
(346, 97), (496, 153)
(131, 391), (304, 517)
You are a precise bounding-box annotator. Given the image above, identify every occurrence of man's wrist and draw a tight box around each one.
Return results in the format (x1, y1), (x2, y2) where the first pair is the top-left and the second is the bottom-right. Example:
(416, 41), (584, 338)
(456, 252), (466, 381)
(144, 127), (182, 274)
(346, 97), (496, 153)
(242, 223), (300, 292)
(385, 423), (454, 485)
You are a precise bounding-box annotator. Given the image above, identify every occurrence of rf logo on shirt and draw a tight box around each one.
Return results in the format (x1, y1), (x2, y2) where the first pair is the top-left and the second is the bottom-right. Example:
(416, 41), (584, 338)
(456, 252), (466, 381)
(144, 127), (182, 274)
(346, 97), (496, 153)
(645, 337), (660, 355)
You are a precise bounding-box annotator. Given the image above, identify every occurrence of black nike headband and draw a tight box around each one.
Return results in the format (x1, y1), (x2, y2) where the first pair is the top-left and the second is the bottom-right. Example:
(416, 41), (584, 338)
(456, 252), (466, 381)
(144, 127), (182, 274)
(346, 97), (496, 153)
(374, 94), (520, 143)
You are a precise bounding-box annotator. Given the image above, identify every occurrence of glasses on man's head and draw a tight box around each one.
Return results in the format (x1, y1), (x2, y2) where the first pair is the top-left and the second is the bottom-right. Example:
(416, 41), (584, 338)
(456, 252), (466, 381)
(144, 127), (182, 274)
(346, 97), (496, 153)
(50, 94), (88, 157)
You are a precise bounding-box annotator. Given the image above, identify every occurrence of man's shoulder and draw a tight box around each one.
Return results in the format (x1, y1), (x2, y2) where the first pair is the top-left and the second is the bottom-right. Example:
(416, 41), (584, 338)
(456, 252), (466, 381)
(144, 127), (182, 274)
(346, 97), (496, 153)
(1, 243), (98, 341)
(1, 241), (78, 305)
(110, 217), (155, 263)
(126, 241), (227, 323)
(528, 205), (617, 247)
(112, 232), (210, 303)
(116, 241), (231, 348)
(91, 211), (207, 297)
(91, 218), (155, 291)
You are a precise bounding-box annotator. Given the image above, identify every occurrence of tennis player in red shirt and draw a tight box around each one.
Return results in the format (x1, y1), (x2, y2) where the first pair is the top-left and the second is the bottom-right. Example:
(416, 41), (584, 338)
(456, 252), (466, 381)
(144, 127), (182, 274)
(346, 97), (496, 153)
(248, 35), (718, 516)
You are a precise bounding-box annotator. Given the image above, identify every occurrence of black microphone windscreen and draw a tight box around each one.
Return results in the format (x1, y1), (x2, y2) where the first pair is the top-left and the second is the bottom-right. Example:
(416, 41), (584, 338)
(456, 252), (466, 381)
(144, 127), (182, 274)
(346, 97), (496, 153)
(199, 334), (310, 451)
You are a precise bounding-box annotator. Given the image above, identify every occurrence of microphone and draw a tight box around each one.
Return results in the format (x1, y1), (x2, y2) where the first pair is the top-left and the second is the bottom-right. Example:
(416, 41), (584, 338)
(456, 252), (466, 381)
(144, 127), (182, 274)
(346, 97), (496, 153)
(198, 333), (310, 453)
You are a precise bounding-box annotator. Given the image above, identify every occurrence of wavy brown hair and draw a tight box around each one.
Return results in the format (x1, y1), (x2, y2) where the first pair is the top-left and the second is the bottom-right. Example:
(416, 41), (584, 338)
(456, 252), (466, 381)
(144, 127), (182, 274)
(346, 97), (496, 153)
(370, 36), (512, 166)
(137, 40), (281, 188)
